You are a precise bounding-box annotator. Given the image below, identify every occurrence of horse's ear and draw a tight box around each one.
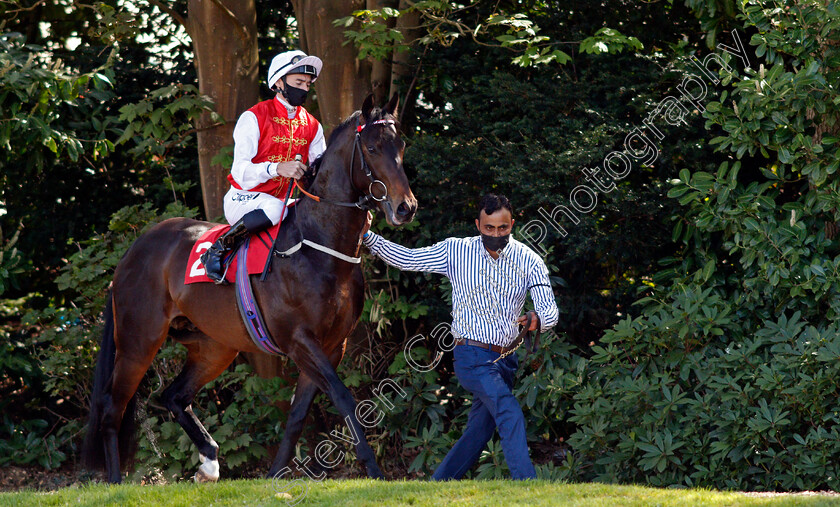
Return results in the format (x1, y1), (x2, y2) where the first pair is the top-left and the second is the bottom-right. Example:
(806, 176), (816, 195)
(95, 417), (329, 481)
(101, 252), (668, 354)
(361, 94), (375, 123)
(384, 92), (400, 117)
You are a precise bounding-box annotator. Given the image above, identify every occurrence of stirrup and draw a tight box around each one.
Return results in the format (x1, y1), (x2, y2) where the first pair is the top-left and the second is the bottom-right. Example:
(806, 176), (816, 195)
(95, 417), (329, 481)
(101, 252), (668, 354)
(200, 248), (230, 285)
(208, 267), (230, 285)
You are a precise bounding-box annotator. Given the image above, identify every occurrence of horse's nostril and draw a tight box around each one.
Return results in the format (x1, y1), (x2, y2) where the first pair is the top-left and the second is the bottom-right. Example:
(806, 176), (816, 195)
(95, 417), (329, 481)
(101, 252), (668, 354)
(397, 202), (411, 217)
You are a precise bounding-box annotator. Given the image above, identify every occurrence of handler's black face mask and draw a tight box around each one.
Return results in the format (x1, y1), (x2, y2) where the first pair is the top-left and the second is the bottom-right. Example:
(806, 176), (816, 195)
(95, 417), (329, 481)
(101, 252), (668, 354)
(282, 83), (309, 107)
(481, 233), (510, 252)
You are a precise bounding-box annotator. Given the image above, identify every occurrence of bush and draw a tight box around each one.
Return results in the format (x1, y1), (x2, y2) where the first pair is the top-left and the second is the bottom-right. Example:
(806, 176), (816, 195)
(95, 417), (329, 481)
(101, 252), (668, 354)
(570, 307), (840, 490)
(566, 1), (840, 491)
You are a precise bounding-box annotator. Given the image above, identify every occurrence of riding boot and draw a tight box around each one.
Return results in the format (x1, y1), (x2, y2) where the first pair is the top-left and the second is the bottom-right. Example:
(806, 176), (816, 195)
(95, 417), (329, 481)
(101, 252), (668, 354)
(200, 220), (249, 284)
(200, 210), (273, 284)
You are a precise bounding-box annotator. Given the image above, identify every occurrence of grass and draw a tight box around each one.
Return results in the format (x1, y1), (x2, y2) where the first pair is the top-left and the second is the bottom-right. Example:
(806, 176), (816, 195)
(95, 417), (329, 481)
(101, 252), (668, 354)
(1, 479), (839, 507)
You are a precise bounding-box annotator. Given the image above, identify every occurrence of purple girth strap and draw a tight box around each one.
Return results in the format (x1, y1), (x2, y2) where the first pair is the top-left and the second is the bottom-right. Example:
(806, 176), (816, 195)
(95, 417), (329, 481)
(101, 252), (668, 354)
(235, 238), (285, 356)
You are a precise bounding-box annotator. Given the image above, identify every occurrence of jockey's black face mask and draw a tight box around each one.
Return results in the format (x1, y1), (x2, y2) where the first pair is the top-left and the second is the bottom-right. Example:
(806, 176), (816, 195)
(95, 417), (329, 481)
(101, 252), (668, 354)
(281, 79), (309, 107)
(481, 233), (510, 252)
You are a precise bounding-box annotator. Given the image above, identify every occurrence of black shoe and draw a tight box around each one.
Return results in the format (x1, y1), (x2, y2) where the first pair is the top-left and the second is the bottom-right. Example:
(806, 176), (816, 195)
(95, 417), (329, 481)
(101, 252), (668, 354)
(200, 219), (250, 284)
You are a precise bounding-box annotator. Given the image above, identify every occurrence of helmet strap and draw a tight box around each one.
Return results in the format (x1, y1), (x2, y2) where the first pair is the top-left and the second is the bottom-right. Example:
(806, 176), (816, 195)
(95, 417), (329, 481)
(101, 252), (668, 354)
(281, 76), (300, 102)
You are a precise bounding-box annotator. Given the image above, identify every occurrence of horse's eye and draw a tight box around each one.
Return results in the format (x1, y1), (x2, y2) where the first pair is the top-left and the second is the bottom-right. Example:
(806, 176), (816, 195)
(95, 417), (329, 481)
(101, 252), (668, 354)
(366, 145), (376, 154)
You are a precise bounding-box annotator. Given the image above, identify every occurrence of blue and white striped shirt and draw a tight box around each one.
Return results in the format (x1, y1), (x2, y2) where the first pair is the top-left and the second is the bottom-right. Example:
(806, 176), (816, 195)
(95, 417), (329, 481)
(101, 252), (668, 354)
(363, 233), (559, 347)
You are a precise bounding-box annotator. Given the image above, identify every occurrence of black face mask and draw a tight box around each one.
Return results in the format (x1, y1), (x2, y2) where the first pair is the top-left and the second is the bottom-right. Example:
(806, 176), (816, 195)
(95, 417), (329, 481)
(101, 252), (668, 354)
(481, 233), (510, 252)
(281, 83), (309, 107)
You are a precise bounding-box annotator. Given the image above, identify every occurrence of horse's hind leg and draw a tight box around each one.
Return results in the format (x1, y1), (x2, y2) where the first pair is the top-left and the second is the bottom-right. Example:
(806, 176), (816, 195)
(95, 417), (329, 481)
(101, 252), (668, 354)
(101, 329), (169, 483)
(93, 286), (172, 483)
(161, 337), (238, 482)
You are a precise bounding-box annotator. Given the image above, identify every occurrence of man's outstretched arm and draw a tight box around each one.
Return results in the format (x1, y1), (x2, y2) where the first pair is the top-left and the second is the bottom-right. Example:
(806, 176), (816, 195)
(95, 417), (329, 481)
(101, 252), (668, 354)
(362, 232), (450, 275)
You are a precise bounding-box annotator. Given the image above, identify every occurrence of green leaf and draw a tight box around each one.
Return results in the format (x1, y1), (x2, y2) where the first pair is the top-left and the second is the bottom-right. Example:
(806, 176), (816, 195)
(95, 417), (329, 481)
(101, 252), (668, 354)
(778, 147), (792, 163)
(702, 259), (715, 281)
(44, 136), (57, 153)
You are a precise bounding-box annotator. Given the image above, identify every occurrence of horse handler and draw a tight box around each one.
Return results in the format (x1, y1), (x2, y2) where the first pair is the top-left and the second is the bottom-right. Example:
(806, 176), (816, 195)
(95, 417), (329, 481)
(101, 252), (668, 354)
(360, 193), (559, 480)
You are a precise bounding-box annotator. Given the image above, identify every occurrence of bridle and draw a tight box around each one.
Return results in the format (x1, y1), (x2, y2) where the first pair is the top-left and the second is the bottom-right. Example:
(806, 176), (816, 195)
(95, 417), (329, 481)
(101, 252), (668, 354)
(296, 116), (396, 211)
(262, 115), (399, 275)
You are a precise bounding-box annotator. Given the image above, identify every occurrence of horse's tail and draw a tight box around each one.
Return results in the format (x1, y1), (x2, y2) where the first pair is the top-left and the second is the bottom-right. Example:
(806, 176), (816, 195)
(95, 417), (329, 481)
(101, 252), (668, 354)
(81, 292), (139, 471)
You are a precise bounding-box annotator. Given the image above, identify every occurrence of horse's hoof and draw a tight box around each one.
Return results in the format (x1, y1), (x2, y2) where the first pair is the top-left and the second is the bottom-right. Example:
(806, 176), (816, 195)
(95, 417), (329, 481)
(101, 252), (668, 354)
(194, 468), (219, 483)
(194, 454), (220, 483)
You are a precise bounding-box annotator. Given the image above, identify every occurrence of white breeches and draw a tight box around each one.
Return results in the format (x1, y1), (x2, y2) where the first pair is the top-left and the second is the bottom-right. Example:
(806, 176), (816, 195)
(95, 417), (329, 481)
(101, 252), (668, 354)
(223, 187), (293, 225)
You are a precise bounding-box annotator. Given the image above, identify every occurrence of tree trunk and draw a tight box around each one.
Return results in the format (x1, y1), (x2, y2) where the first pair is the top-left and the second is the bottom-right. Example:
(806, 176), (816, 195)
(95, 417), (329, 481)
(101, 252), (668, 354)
(186, 0), (259, 221)
(390, 0), (422, 125)
(367, 0), (395, 105)
(292, 0), (371, 132)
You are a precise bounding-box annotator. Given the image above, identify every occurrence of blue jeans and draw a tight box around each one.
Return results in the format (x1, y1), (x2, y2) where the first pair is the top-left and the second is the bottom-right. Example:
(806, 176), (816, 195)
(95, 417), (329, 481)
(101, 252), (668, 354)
(432, 344), (536, 480)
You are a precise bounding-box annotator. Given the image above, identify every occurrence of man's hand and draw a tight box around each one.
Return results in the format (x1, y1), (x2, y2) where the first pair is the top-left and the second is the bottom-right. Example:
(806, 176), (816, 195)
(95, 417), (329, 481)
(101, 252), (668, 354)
(275, 160), (306, 179)
(361, 211), (374, 238)
(516, 311), (540, 331)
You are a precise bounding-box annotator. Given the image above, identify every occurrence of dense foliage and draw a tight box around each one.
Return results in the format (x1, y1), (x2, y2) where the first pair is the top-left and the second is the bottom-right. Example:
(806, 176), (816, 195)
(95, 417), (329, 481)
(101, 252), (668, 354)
(568, 0), (840, 490)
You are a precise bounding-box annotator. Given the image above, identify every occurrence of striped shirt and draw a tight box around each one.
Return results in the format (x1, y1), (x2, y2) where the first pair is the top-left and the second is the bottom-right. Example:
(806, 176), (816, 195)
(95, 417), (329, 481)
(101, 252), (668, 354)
(363, 233), (559, 347)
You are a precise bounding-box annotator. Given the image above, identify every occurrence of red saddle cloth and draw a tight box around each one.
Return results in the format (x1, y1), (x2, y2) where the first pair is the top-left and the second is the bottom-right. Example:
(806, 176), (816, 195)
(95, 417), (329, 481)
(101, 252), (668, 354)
(184, 223), (281, 285)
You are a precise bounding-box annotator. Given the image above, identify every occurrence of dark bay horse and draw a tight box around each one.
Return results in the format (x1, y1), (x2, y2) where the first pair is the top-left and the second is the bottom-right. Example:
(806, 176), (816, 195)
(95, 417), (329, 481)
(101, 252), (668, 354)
(81, 94), (416, 483)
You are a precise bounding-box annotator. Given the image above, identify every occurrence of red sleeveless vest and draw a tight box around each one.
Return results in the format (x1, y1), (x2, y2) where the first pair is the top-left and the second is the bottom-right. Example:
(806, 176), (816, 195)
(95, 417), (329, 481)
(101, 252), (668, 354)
(227, 98), (320, 197)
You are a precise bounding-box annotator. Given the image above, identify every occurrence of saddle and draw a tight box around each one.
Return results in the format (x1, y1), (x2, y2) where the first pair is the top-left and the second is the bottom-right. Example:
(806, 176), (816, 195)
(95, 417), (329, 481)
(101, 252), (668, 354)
(184, 224), (282, 285)
(184, 210), (303, 356)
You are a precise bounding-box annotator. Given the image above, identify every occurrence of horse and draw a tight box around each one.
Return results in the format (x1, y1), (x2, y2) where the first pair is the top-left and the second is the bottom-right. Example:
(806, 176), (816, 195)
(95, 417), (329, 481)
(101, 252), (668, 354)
(81, 93), (417, 483)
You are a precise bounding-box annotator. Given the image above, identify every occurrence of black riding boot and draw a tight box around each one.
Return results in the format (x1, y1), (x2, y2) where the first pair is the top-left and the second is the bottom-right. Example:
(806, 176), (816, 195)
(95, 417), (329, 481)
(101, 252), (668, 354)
(200, 210), (273, 284)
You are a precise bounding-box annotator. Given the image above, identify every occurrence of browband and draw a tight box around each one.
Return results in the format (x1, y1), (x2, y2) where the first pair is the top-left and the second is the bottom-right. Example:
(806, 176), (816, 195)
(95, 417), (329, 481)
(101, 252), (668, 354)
(356, 119), (396, 132)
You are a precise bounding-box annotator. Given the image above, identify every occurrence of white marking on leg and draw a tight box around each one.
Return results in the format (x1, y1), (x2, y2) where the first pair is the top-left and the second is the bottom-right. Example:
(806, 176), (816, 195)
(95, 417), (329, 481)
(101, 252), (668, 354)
(194, 453), (220, 482)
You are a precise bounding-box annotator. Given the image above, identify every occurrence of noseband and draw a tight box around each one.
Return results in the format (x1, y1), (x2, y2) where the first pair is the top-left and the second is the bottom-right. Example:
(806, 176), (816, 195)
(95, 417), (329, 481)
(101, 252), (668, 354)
(296, 117), (396, 211)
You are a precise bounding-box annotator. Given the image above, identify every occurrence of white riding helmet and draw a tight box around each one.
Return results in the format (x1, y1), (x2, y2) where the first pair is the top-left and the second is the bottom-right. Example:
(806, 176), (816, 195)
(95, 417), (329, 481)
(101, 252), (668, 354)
(267, 50), (323, 89)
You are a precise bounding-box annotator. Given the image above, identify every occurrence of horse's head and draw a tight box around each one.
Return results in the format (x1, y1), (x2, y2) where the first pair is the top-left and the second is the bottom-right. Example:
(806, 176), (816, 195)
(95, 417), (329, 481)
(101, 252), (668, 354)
(355, 93), (417, 226)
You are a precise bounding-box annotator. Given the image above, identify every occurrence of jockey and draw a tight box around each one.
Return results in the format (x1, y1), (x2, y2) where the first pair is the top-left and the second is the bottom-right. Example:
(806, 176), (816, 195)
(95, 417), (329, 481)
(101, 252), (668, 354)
(201, 50), (326, 283)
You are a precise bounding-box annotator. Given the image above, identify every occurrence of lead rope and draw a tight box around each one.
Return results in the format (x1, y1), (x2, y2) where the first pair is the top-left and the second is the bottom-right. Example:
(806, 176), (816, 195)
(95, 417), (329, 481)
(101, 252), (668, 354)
(492, 312), (539, 364)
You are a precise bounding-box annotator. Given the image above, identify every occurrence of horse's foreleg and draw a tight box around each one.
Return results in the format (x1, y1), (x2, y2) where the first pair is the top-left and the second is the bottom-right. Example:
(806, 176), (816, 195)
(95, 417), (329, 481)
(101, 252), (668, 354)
(161, 339), (238, 483)
(266, 373), (319, 478)
(291, 336), (385, 479)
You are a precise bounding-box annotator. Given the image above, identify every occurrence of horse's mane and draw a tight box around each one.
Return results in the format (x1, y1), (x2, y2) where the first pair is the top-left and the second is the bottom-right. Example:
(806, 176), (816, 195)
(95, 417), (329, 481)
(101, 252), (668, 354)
(326, 110), (363, 145)
(300, 112), (359, 186)
(325, 105), (395, 146)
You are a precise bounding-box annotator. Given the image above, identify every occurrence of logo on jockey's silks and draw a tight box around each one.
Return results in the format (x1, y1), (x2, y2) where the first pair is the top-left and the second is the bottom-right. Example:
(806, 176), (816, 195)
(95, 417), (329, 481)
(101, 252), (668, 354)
(231, 193), (260, 203)
(272, 116), (309, 126)
(272, 135), (308, 146)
